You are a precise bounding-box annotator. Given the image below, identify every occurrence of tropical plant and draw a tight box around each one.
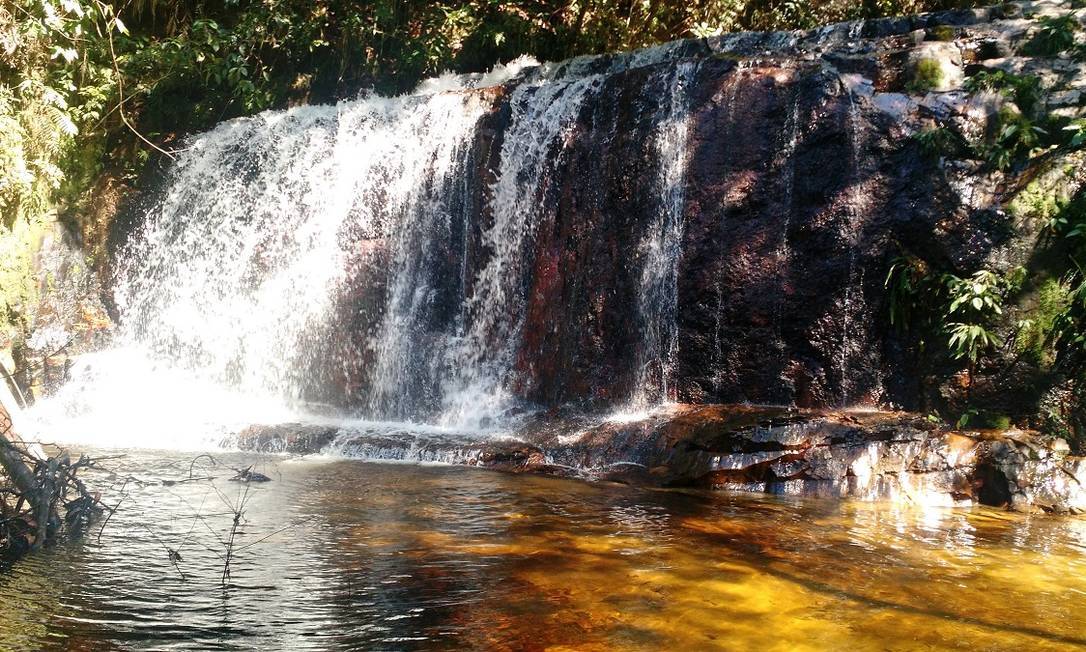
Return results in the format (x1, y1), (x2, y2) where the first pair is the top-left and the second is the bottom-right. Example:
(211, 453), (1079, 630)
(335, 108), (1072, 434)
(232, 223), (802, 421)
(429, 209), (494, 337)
(913, 125), (969, 160)
(964, 69), (1042, 114)
(1063, 120), (1086, 149)
(985, 109), (1046, 170)
(886, 255), (940, 331)
(1022, 14), (1080, 56)
(945, 270), (1005, 319)
(947, 322), (1002, 362)
(940, 269), (1007, 416)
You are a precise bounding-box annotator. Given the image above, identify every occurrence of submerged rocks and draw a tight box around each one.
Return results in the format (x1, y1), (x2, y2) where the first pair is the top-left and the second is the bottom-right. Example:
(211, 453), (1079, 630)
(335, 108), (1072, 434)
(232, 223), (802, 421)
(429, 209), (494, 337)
(235, 405), (1086, 515)
(233, 422), (548, 471)
(563, 405), (1086, 514)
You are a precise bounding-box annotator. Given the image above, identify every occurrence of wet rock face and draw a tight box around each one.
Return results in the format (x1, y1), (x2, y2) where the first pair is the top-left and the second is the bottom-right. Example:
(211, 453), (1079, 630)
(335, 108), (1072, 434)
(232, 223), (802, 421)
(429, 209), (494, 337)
(235, 405), (1086, 514)
(479, 1), (1083, 414)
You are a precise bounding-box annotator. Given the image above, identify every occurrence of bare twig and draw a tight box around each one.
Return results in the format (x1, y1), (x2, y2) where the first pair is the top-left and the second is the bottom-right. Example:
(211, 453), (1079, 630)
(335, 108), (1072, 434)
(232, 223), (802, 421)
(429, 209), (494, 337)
(96, 477), (129, 544)
(92, 0), (176, 160)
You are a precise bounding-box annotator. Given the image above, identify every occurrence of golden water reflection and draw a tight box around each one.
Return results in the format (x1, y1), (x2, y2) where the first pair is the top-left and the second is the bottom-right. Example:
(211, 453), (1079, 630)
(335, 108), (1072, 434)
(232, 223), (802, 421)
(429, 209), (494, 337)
(0, 453), (1084, 650)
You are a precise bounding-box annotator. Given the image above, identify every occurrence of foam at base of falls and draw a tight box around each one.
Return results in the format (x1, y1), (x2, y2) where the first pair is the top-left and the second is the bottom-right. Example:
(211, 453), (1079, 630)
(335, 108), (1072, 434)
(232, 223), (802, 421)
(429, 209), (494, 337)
(23, 346), (539, 452)
(20, 348), (305, 450)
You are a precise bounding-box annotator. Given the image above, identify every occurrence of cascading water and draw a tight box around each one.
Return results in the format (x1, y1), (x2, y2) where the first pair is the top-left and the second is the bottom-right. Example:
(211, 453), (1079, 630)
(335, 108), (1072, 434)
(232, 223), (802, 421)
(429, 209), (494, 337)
(437, 73), (604, 428)
(630, 61), (700, 409)
(23, 47), (710, 451)
(836, 79), (879, 406)
(26, 89), (502, 447)
(8, 21), (959, 461)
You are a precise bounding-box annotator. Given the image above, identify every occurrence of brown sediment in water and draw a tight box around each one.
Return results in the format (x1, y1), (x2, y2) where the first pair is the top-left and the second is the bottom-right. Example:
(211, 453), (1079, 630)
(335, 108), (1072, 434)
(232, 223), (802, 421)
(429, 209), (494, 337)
(2, 452), (1085, 649)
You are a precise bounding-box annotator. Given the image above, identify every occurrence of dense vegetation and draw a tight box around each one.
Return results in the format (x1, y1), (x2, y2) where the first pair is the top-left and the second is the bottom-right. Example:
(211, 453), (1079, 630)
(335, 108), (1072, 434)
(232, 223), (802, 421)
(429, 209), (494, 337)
(889, 21), (1086, 443)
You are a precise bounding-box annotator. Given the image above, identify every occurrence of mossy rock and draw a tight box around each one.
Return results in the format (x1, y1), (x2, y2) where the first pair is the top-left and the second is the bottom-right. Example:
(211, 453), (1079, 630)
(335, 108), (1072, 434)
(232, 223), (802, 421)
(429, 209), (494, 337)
(908, 58), (945, 93)
(926, 25), (956, 42)
(905, 42), (963, 93)
(1015, 278), (1072, 367)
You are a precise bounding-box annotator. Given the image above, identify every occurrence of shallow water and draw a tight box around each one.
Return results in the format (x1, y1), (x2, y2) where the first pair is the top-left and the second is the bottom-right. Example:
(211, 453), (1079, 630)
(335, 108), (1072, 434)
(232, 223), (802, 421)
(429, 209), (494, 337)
(1, 450), (1085, 651)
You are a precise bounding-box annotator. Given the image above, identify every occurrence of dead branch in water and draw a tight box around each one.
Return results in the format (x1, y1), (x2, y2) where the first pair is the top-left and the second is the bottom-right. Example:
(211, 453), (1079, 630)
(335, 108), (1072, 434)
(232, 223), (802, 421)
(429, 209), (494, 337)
(0, 405), (106, 560)
(215, 479), (253, 587)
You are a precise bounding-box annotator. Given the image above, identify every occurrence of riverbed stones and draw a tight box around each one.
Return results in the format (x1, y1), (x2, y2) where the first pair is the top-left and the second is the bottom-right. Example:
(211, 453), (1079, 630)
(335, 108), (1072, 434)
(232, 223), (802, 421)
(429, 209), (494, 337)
(235, 405), (1086, 515)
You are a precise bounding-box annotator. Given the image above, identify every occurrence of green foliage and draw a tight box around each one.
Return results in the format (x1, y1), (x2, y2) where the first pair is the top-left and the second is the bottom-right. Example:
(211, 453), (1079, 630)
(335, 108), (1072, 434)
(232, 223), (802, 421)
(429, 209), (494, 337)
(1016, 278), (1073, 365)
(913, 125), (969, 160)
(886, 255), (943, 333)
(984, 108), (1046, 170)
(955, 408), (1012, 430)
(907, 58), (944, 94)
(885, 260), (1010, 365)
(1052, 273), (1086, 370)
(1009, 164), (1079, 225)
(947, 322), (1001, 362)
(1063, 120), (1086, 149)
(1045, 193), (1086, 239)
(963, 69), (1042, 114)
(1048, 191), (1086, 375)
(956, 408), (979, 428)
(944, 270), (1005, 362)
(1022, 14), (1080, 56)
(0, 0), (125, 339)
(945, 270), (1005, 318)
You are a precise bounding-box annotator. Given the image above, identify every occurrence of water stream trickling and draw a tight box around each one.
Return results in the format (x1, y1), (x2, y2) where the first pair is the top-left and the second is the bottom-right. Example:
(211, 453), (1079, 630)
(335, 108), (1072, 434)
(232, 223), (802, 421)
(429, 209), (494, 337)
(631, 61), (699, 408)
(836, 82), (874, 407)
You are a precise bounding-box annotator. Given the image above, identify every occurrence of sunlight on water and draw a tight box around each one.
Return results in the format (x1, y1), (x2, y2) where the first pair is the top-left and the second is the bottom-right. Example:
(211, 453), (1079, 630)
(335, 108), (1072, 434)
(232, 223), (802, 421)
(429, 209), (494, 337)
(1, 455), (1084, 650)
(412, 55), (541, 94)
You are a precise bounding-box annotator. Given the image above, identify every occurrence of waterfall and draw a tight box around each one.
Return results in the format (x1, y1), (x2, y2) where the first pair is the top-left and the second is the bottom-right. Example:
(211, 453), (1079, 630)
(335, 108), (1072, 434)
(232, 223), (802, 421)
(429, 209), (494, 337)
(20, 35), (910, 453)
(631, 61), (699, 408)
(23, 44), (714, 449)
(438, 73), (603, 428)
(119, 90), (496, 407)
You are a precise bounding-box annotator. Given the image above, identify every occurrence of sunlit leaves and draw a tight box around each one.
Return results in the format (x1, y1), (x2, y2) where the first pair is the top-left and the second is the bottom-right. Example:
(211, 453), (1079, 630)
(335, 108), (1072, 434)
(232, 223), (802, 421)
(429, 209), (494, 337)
(947, 322), (1001, 362)
(885, 259), (1010, 366)
(1065, 121), (1086, 149)
(946, 270), (1004, 318)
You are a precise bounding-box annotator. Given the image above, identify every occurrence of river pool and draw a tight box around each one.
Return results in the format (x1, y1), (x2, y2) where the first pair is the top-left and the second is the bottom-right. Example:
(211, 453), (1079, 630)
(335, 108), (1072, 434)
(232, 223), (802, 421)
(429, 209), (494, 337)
(1, 450), (1084, 650)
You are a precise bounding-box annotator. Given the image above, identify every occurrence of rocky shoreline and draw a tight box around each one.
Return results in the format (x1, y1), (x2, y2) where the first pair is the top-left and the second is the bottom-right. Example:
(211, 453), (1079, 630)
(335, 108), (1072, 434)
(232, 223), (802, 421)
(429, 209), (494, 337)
(234, 405), (1086, 515)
